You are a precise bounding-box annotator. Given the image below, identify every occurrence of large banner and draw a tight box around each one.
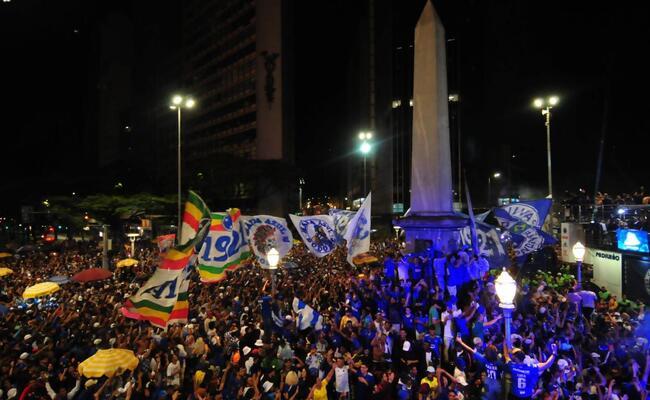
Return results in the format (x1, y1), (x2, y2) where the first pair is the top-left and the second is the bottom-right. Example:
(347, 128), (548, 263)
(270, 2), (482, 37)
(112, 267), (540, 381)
(460, 223), (509, 269)
(344, 193), (372, 266)
(289, 214), (338, 257)
(242, 216), (293, 267)
(197, 209), (250, 283)
(506, 220), (556, 259)
(122, 191), (211, 328)
(494, 199), (552, 229)
(585, 248), (622, 299)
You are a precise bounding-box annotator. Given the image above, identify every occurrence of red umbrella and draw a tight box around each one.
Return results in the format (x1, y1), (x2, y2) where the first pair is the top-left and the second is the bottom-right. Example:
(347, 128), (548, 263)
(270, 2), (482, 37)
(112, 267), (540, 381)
(72, 268), (113, 282)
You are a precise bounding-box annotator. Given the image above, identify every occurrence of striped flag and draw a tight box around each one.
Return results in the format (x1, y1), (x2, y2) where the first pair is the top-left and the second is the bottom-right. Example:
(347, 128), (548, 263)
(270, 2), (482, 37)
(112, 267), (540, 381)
(121, 191), (211, 328)
(292, 297), (323, 331)
(197, 209), (251, 283)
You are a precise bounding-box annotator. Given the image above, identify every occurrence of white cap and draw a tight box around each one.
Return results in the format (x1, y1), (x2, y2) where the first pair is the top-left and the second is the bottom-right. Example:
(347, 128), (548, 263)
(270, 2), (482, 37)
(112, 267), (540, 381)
(20, 352), (29, 360)
(7, 388), (17, 399)
(262, 381), (274, 392)
(557, 359), (569, 370)
(93, 339), (102, 345)
(242, 346), (252, 356)
(427, 366), (435, 373)
(255, 339), (264, 347)
(93, 322), (100, 328)
(24, 334), (32, 341)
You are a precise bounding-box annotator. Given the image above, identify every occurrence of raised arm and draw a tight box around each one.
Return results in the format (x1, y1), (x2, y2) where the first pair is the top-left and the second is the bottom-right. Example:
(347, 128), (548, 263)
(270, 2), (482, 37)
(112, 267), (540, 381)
(538, 344), (557, 372)
(455, 337), (477, 355)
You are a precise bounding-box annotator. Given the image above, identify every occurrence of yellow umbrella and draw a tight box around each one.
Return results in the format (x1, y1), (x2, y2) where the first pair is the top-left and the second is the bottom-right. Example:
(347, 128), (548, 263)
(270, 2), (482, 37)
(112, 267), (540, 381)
(0, 267), (13, 277)
(116, 258), (139, 268)
(23, 282), (60, 299)
(78, 349), (139, 378)
(352, 254), (379, 265)
(0, 252), (12, 258)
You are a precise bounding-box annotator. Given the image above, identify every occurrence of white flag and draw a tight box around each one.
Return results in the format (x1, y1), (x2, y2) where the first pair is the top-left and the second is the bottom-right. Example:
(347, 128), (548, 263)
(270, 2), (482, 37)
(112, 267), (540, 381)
(289, 214), (338, 257)
(344, 193), (372, 266)
(241, 215), (293, 267)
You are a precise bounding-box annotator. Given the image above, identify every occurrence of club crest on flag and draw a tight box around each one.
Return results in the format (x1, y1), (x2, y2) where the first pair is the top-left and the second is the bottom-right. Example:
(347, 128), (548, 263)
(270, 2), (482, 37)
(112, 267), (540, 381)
(495, 199), (551, 229)
(289, 215), (337, 257)
(242, 216), (293, 267)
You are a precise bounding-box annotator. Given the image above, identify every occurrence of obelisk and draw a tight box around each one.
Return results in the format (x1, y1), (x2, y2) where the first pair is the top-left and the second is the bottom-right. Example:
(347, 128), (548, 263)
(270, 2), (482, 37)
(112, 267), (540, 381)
(394, 0), (467, 253)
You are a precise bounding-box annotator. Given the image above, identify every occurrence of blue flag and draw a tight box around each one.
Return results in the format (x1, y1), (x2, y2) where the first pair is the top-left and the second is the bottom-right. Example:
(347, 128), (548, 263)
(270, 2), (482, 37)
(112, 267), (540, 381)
(289, 214), (338, 257)
(460, 222), (509, 268)
(494, 199), (552, 229)
(292, 297), (323, 331)
(506, 220), (557, 259)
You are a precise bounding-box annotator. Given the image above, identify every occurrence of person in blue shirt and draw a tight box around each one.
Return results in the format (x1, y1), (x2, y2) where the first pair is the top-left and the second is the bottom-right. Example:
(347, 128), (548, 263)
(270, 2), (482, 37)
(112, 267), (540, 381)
(347, 362), (376, 400)
(456, 337), (504, 400)
(505, 343), (557, 400)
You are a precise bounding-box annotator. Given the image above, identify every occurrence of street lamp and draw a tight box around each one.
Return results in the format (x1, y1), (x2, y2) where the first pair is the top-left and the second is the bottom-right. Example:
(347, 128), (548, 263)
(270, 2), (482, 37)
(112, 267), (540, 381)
(488, 172), (501, 206)
(572, 241), (586, 331)
(170, 94), (196, 242)
(298, 178), (305, 212)
(126, 233), (139, 258)
(358, 131), (373, 196)
(495, 268), (517, 350)
(572, 241), (585, 289)
(533, 96), (559, 199)
(267, 248), (280, 296)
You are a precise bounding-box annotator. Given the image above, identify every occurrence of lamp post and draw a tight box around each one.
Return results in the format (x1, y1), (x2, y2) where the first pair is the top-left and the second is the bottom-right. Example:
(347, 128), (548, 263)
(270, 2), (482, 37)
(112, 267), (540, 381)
(488, 172), (501, 206)
(572, 241), (586, 331)
(572, 241), (585, 289)
(266, 248), (280, 296)
(298, 178), (305, 212)
(170, 94), (196, 242)
(495, 268), (517, 350)
(358, 131), (373, 195)
(127, 233), (139, 258)
(533, 96), (559, 199)
(101, 224), (109, 270)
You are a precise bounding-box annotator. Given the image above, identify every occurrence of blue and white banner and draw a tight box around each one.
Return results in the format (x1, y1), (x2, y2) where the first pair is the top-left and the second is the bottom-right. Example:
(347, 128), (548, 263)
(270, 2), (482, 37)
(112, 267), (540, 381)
(494, 199), (552, 229)
(507, 220), (557, 259)
(344, 193), (372, 266)
(329, 209), (356, 244)
(292, 297), (323, 331)
(289, 214), (338, 257)
(241, 216), (293, 267)
(460, 223), (509, 268)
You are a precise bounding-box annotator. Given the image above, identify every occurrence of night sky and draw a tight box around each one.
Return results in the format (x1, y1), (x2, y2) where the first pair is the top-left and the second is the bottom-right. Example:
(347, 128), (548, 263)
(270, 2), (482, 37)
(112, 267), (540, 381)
(1, 0), (649, 214)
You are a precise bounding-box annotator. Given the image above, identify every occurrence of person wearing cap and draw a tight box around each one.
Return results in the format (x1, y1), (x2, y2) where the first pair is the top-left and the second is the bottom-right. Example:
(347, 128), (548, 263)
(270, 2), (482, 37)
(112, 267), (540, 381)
(421, 366), (439, 391)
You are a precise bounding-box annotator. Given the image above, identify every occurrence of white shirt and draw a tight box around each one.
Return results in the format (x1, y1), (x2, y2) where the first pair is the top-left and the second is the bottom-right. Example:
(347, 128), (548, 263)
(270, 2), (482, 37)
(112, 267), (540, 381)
(442, 309), (462, 338)
(334, 366), (350, 393)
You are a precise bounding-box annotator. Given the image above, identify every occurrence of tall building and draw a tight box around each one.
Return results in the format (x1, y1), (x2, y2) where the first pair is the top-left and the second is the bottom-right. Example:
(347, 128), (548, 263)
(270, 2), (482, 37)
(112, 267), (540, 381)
(177, 0), (295, 215)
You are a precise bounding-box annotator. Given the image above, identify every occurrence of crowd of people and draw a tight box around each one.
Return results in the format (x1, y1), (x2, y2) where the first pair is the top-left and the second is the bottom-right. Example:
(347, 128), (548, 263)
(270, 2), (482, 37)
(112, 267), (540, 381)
(1, 236), (649, 400)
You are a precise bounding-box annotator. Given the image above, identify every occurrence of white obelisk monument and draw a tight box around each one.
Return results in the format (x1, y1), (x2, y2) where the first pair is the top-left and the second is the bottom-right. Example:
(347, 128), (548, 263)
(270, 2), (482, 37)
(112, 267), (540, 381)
(394, 0), (467, 253)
